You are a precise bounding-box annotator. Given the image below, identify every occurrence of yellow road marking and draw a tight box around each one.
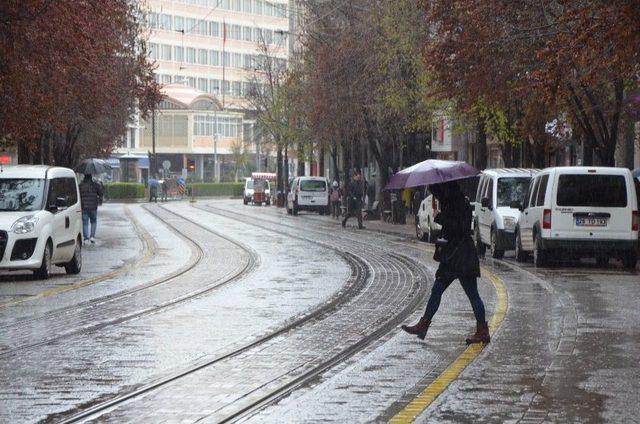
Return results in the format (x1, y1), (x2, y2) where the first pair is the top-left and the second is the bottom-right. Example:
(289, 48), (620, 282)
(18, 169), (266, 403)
(389, 267), (508, 423)
(0, 206), (156, 308)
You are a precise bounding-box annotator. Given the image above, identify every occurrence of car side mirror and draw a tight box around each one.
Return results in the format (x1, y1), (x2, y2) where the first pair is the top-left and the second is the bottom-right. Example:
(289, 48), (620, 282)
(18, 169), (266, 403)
(510, 200), (522, 210)
(55, 196), (68, 210)
(481, 197), (490, 209)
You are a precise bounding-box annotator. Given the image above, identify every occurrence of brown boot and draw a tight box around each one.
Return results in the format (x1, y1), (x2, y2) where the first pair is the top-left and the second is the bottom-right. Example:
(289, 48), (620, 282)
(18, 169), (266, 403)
(401, 317), (431, 340)
(466, 321), (490, 344)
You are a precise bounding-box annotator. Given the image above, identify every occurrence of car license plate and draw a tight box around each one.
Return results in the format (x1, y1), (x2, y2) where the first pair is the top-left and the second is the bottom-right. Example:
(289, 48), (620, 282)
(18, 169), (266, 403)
(575, 217), (607, 227)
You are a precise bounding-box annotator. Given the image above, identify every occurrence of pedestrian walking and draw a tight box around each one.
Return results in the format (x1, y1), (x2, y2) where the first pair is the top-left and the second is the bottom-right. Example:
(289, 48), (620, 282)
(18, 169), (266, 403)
(148, 176), (159, 202)
(342, 170), (365, 229)
(79, 174), (103, 244)
(330, 181), (341, 219)
(401, 180), (490, 344)
(161, 179), (169, 202)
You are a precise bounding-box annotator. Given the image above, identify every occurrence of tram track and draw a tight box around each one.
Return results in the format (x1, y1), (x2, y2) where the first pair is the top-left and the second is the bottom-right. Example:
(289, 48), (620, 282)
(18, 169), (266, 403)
(0, 204), (257, 358)
(55, 203), (429, 423)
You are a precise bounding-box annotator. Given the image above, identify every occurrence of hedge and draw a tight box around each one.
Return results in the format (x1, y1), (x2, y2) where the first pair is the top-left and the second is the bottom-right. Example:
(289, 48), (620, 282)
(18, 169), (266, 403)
(104, 183), (145, 199)
(188, 183), (244, 197)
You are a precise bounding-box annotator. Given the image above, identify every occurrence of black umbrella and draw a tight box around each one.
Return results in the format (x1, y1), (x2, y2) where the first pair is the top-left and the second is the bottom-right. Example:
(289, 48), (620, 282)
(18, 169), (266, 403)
(76, 158), (112, 175)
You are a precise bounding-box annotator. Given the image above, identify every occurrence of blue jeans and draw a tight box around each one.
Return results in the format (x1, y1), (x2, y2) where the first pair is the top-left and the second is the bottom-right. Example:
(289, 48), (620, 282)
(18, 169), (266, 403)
(82, 209), (97, 240)
(424, 276), (486, 322)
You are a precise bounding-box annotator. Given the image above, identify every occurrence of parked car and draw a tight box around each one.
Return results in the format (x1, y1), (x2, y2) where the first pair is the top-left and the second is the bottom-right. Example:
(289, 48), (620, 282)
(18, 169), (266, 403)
(0, 166), (83, 279)
(286, 176), (330, 215)
(243, 178), (271, 206)
(475, 169), (538, 258)
(416, 176), (480, 242)
(514, 166), (639, 268)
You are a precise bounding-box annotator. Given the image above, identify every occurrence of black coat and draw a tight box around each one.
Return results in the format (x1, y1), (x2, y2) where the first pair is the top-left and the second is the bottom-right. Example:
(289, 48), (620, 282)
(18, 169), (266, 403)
(434, 190), (480, 280)
(79, 179), (103, 211)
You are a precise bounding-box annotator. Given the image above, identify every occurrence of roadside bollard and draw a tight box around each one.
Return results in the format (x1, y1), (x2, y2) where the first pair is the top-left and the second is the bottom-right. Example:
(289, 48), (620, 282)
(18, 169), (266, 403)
(189, 187), (196, 203)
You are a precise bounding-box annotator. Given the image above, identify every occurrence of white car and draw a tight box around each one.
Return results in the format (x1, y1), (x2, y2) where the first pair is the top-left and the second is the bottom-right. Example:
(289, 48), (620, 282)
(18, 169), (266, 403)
(515, 166), (639, 268)
(0, 166), (83, 279)
(416, 190), (441, 242)
(286, 176), (330, 215)
(243, 178), (271, 205)
(475, 169), (538, 258)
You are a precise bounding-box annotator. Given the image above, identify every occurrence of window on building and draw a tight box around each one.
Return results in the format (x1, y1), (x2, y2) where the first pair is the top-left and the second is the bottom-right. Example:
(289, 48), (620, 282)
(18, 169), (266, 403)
(254, 0), (263, 15)
(161, 74), (172, 84)
(160, 14), (172, 30)
(198, 49), (208, 65)
(243, 0), (252, 13)
(223, 51), (230, 67)
(222, 0), (231, 9)
(186, 47), (196, 64)
(186, 18), (197, 34)
(254, 27), (263, 42)
(174, 16), (184, 32)
(233, 0), (242, 11)
(197, 78), (208, 92)
(232, 53), (242, 68)
(210, 79), (220, 94)
(210, 21), (219, 37)
(232, 24), (242, 40)
(197, 20), (208, 36)
(265, 2), (274, 17)
(223, 80), (231, 95)
(232, 81), (242, 97)
(187, 77), (196, 88)
(209, 50), (219, 66)
(160, 44), (172, 61)
(274, 30), (285, 45)
(174, 46), (184, 62)
(148, 12), (158, 28)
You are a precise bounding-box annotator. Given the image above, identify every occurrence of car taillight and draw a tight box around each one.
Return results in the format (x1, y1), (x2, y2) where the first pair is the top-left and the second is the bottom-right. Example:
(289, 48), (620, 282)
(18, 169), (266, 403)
(543, 209), (552, 229)
(633, 211), (639, 231)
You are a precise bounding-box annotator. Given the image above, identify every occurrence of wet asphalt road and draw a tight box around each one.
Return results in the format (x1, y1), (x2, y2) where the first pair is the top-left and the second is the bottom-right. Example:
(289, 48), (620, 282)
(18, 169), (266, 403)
(0, 199), (638, 423)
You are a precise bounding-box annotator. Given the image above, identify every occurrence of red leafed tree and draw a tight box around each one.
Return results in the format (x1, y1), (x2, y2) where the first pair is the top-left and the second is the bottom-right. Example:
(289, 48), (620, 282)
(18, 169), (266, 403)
(426, 0), (640, 166)
(0, 0), (161, 167)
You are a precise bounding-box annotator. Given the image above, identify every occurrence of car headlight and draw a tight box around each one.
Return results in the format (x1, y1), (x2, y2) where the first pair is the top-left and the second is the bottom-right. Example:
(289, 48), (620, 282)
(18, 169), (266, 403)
(503, 216), (516, 231)
(11, 215), (39, 234)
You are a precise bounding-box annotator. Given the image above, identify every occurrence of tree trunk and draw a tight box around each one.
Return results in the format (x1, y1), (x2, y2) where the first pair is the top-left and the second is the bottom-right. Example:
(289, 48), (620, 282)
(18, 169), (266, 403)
(297, 141), (305, 176)
(284, 144), (289, 191)
(330, 140), (339, 184)
(276, 144), (283, 196)
(318, 145), (325, 176)
(475, 119), (487, 169)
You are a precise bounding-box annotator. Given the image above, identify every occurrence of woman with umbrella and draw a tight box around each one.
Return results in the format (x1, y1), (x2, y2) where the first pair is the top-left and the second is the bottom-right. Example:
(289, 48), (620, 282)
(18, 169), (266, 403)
(388, 160), (490, 344)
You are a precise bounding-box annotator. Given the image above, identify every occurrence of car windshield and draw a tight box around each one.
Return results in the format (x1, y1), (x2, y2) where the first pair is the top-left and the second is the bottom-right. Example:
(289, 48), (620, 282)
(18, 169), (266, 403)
(0, 178), (45, 211)
(300, 180), (326, 192)
(497, 177), (530, 207)
(245, 180), (254, 190)
(557, 174), (627, 207)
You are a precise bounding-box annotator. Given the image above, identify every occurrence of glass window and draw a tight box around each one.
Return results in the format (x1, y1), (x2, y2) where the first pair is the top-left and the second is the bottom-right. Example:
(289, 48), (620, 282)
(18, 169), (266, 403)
(300, 180), (327, 192)
(556, 175), (627, 207)
(209, 50), (219, 66)
(160, 14), (172, 30)
(174, 16), (184, 32)
(186, 47), (196, 64)
(232, 81), (242, 96)
(198, 49), (208, 64)
(64, 178), (78, 205)
(197, 20), (208, 36)
(161, 74), (172, 84)
(486, 179), (494, 208)
(210, 21), (219, 37)
(187, 77), (196, 88)
(197, 78), (208, 92)
(232, 24), (242, 40)
(254, 27), (263, 42)
(243, 0), (252, 13)
(529, 177), (540, 208)
(255, 0), (264, 14)
(47, 178), (67, 210)
(148, 43), (158, 60)
(497, 177), (531, 207)
(148, 12), (158, 28)
(264, 29), (273, 44)
(223, 80), (230, 95)
(160, 44), (172, 61)
(535, 175), (548, 206)
(223, 52), (230, 66)
(210, 79), (220, 93)
(174, 46), (184, 62)
(0, 178), (45, 211)
(186, 18), (197, 34)
(232, 53), (242, 68)
(243, 27), (253, 42)
(265, 1), (274, 16)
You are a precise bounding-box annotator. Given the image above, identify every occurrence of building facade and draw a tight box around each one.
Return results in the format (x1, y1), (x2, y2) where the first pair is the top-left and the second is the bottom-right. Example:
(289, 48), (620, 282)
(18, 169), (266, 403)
(112, 0), (290, 182)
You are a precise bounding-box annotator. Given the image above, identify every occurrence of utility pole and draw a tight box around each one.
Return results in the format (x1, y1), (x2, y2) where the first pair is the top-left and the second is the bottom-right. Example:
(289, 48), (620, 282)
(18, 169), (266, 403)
(151, 108), (157, 178)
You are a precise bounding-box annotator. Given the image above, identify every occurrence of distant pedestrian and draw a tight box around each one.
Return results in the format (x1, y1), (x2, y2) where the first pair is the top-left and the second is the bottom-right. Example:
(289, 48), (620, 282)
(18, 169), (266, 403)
(161, 179), (169, 202)
(342, 170), (365, 229)
(79, 174), (103, 244)
(401, 180), (490, 344)
(148, 176), (159, 202)
(330, 181), (341, 219)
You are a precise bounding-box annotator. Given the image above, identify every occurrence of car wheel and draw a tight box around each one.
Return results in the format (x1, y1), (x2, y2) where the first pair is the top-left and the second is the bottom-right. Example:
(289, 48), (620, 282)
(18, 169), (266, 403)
(515, 228), (527, 262)
(622, 251), (638, 269)
(475, 224), (486, 256)
(34, 242), (52, 280)
(490, 228), (504, 259)
(65, 239), (82, 275)
(243, 198), (248, 205)
(533, 234), (546, 267)
(292, 201), (299, 216)
(286, 204), (292, 215)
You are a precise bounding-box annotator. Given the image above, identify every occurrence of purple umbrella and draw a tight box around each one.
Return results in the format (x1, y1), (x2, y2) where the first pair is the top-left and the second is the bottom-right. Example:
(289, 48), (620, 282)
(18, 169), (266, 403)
(385, 159), (479, 190)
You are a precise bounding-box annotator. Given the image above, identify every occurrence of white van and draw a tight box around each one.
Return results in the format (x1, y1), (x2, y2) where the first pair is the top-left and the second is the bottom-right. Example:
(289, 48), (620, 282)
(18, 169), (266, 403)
(286, 176), (330, 215)
(515, 167), (639, 268)
(475, 169), (538, 258)
(0, 166), (83, 279)
(243, 178), (271, 206)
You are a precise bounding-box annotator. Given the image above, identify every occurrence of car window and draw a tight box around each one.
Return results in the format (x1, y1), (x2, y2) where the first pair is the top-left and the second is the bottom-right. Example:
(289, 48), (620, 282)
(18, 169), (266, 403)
(523, 178), (534, 209)
(556, 174), (627, 207)
(529, 177), (541, 208)
(65, 178), (78, 205)
(0, 178), (46, 211)
(476, 177), (486, 203)
(497, 177), (530, 207)
(535, 175), (548, 207)
(486, 179), (494, 207)
(245, 180), (254, 190)
(300, 179), (326, 192)
(47, 178), (67, 210)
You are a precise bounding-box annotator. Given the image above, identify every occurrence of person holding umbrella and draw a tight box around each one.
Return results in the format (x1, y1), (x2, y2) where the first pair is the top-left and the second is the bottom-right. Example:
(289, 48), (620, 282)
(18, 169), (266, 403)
(386, 160), (489, 344)
(76, 159), (109, 244)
